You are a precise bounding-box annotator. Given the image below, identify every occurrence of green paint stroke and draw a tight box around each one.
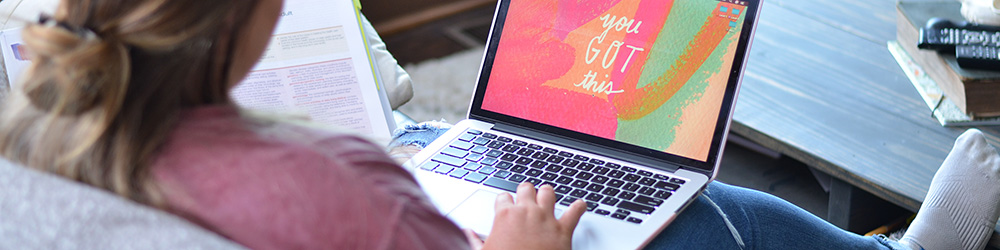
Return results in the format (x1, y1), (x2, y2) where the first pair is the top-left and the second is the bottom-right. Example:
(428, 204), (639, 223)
(616, 0), (745, 151)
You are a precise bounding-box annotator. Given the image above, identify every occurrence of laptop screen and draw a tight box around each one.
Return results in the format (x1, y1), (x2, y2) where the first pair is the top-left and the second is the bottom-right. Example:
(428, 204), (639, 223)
(474, 0), (757, 168)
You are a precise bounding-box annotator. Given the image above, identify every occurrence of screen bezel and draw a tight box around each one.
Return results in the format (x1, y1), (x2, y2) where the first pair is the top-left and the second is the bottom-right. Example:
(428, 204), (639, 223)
(468, 0), (761, 172)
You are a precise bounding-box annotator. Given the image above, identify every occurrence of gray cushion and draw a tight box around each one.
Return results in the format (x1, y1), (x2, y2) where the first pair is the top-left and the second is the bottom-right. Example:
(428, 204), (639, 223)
(0, 159), (246, 249)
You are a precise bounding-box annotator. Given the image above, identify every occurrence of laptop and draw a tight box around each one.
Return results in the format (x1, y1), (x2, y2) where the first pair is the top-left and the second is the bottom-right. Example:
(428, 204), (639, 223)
(403, 0), (761, 248)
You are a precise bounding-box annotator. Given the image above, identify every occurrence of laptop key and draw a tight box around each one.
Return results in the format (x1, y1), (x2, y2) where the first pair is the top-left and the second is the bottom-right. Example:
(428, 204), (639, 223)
(463, 163), (481, 171)
(441, 147), (469, 158)
(586, 202), (598, 211)
(419, 162), (439, 171)
(508, 174), (527, 183)
(585, 193), (604, 202)
(570, 180), (589, 188)
(531, 151), (550, 160)
(560, 168), (578, 176)
(589, 159), (605, 165)
(458, 133), (477, 142)
(618, 201), (655, 214)
(623, 183), (641, 192)
(623, 174), (641, 182)
(497, 136), (513, 143)
(558, 151), (574, 158)
(575, 172), (594, 181)
(517, 148), (535, 156)
(601, 197), (621, 206)
(494, 170), (512, 179)
(654, 174), (670, 180)
(464, 172), (488, 183)
(471, 146), (489, 155)
(573, 155), (590, 162)
(434, 166), (454, 175)
(605, 163), (621, 169)
(510, 165), (528, 173)
(608, 170), (625, 178)
(638, 170), (654, 177)
(610, 213), (627, 220)
(542, 148), (558, 154)
(593, 166), (610, 175)
(585, 183), (604, 193)
(495, 161), (513, 170)
(570, 189), (588, 198)
(654, 181), (680, 191)
(621, 166), (637, 173)
(525, 178), (542, 186)
(607, 179), (625, 188)
(669, 178), (687, 184)
(561, 159), (580, 168)
(487, 141), (505, 149)
(555, 176), (573, 185)
(618, 191), (637, 200)
(615, 209), (632, 216)
(467, 129), (482, 135)
(530, 161), (548, 169)
(626, 217), (643, 224)
(502, 144), (520, 153)
(478, 166), (497, 175)
(546, 155), (565, 164)
(634, 195), (664, 207)
(577, 163), (595, 171)
(433, 155), (466, 168)
(638, 187), (656, 196)
(485, 149), (503, 158)
(601, 188), (620, 197)
(481, 133), (498, 139)
(451, 141), (475, 150)
(472, 137), (491, 145)
(555, 186), (573, 194)
(450, 169), (469, 179)
(500, 153), (519, 162)
(595, 209), (611, 216)
(512, 140), (528, 146)
(654, 190), (672, 200)
(540, 172), (558, 181)
(559, 197), (577, 206)
(639, 177), (657, 186)
(592, 176), (609, 184)
(525, 169), (543, 177)
(544, 164), (563, 172)
(483, 177), (519, 192)
(515, 157), (533, 165)
(480, 158), (498, 166)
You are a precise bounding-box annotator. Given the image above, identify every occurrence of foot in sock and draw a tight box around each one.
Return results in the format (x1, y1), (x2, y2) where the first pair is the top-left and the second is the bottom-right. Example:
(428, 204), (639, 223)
(901, 129), (1000, 250)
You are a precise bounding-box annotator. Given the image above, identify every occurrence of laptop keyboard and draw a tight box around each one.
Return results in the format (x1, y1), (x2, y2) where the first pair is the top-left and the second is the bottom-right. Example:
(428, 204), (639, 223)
(417, 129), (688, 224)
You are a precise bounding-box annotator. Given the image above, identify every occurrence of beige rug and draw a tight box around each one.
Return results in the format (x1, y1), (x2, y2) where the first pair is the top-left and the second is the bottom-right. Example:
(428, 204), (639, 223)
(397, 47), (485, 124)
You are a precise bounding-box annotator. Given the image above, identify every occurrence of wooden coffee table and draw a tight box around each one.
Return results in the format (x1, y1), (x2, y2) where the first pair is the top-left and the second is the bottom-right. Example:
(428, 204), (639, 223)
(732, 0), (1000, 244)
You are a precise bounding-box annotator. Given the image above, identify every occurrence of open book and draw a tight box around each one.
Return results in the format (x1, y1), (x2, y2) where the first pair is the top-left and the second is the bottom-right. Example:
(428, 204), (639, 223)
(230, 0), (396, 138)
(1, 0), (396, 138)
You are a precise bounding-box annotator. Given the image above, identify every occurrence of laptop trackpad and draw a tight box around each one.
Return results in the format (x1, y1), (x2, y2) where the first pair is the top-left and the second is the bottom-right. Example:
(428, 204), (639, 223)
(447, 189), (498, 236)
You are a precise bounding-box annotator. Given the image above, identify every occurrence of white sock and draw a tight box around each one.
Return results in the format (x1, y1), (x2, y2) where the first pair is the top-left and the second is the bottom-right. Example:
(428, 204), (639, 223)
(901, 129), (1000, 250)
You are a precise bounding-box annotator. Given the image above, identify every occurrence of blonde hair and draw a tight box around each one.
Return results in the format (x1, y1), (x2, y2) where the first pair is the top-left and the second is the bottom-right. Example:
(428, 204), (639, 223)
(0, 0), (259, 206)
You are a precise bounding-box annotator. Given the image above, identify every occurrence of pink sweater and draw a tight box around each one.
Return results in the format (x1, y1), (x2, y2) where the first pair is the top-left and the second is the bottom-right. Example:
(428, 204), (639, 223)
(150, 105), (468, 249)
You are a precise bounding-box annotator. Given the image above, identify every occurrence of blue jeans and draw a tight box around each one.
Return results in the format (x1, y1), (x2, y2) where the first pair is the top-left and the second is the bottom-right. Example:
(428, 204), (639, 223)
(393, 124), (908, 250)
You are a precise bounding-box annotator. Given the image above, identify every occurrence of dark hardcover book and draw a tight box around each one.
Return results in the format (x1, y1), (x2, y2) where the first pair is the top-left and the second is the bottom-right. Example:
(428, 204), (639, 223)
(897, 1), (1000, 118)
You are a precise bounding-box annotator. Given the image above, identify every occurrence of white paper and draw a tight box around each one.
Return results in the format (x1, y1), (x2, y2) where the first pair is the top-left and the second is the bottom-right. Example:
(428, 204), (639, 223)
(0, 28), (30, 88)
(231, 0), (393, 138)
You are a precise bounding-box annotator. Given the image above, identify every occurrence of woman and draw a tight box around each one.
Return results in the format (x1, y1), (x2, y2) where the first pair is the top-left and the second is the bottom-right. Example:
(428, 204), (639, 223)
(1, 0), (998, 249)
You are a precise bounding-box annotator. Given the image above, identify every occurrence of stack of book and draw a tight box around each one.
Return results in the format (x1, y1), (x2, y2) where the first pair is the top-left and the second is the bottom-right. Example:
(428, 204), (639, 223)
(894, 1), (1000, 126)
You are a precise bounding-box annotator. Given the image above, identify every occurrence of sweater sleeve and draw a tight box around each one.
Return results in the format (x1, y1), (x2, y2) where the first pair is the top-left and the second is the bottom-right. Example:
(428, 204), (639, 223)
(153, 132), (469, 250)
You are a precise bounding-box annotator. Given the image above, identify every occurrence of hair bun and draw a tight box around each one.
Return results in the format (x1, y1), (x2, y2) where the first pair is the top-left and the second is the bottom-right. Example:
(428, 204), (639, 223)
(20, 19), (130, 116)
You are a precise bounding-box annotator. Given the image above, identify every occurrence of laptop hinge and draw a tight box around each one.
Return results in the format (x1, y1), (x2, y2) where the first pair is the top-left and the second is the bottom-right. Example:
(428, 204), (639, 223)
(487, 122), (703, 174)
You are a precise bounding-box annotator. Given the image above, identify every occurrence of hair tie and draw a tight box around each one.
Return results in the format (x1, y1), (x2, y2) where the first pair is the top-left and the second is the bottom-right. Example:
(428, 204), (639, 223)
(38, 14), (98, 40)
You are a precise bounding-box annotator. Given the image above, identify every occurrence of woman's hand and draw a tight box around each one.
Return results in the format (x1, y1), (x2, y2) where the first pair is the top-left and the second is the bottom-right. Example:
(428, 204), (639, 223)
(481, 182), (588, 250)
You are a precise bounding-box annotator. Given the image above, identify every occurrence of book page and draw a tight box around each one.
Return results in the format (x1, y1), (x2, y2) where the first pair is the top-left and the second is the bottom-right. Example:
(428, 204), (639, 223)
(231, 0), (393, 138)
